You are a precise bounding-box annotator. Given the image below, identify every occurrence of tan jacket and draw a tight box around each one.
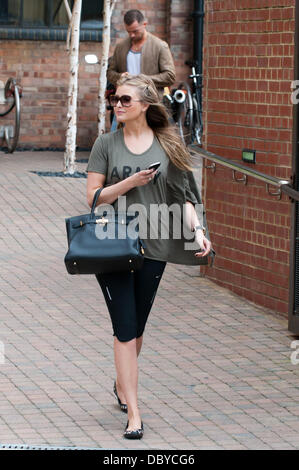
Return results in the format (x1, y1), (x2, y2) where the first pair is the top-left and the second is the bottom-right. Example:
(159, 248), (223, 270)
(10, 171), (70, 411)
(107, 32), (176, 92)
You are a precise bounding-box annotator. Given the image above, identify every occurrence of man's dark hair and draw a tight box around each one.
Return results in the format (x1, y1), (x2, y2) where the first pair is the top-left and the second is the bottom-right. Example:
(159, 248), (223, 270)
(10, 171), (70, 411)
(124, 9), (145, 25)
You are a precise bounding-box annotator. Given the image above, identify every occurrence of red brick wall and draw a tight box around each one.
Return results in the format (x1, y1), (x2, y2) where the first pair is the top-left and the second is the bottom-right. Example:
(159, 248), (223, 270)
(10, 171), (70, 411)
(0, 0), (191, 150)
(202, 0), (295, 315)
(0, 40), (102, 149)
(166, 0), (193, 84)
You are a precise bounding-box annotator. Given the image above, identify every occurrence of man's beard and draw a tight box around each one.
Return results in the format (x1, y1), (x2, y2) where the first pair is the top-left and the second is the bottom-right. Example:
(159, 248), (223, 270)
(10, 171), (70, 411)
(132, 31), (145, 44)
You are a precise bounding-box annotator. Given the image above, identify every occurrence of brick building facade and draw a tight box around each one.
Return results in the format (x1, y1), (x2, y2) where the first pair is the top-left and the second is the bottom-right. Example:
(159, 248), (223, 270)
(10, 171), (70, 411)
(202, 0), (295, 316)
(0, 0), (296, 318)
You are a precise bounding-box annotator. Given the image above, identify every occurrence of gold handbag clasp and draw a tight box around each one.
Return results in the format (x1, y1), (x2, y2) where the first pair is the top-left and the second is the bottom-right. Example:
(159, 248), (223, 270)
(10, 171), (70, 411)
(96, 218), (109, 225)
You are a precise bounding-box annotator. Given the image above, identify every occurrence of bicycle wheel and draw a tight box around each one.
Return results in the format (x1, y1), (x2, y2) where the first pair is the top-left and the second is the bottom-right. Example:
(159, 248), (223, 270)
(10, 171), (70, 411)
(0, 79), (15, 118)
(176, 82), (193, 146)
(1, 78), (21, 153)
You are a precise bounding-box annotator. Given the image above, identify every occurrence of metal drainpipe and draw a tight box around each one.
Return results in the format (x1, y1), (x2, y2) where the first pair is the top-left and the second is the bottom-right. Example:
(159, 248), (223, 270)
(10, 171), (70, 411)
(191, 1), (205, 198)
(289, 1), (299, 334)
(192, 0), (204, 109)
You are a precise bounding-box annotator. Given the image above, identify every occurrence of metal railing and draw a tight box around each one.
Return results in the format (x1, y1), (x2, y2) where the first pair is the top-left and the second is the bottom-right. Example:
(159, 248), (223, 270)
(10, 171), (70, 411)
(189, 144), (299, 202)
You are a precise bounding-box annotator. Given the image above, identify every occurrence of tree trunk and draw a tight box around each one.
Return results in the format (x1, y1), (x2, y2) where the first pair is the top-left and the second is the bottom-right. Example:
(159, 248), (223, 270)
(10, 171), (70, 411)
(98, 0), (116, 135)
(64, 0), (82, 174)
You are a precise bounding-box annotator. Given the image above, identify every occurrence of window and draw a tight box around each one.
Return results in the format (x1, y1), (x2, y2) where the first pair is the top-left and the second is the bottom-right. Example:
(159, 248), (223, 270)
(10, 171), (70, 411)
(0, 0), (103, 41)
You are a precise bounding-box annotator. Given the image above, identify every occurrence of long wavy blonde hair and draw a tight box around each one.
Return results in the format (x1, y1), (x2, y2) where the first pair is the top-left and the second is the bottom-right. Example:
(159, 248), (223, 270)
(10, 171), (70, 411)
(116, 74), (192, 171)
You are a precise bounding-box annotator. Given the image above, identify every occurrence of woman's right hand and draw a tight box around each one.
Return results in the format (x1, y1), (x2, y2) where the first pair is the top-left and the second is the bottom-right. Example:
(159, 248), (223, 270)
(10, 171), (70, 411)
(129, 169), (157, 187)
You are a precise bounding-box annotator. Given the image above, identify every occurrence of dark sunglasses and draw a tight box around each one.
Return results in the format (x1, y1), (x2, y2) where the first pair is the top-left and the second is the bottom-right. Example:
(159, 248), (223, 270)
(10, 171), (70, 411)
(109, 94), (141, 107)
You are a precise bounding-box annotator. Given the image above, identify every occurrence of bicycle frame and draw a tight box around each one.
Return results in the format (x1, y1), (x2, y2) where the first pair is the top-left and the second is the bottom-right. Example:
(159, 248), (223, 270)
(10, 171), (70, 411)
(166, 63), (203, 146)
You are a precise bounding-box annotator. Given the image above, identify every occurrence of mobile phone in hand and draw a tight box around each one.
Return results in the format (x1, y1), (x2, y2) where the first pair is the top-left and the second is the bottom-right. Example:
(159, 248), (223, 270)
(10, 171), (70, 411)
(147, 162), (161, 172)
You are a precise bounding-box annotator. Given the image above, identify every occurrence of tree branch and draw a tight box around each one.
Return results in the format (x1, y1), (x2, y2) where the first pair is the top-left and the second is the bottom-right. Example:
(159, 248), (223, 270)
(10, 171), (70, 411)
(64, 0), (73, 50)
(98, 0), (115, 134)
(63, 0), (72, 21)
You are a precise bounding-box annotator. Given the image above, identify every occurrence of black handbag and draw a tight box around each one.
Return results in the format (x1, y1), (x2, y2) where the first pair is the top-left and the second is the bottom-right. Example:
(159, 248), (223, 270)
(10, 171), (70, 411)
(64, 188), (145, 275)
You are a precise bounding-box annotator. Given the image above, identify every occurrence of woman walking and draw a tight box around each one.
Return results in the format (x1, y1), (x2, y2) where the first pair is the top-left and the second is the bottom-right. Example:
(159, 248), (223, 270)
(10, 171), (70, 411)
(86, 74), (212, 439)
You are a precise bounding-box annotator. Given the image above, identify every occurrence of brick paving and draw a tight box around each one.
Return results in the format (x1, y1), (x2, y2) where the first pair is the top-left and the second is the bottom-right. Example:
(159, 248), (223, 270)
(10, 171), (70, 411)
(0, 150), (299, 450)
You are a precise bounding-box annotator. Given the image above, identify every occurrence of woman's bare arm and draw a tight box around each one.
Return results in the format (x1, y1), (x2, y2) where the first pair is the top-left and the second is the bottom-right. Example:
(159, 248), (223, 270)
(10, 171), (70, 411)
(86, 169), (157, 208)
(185, 201), (211, 257)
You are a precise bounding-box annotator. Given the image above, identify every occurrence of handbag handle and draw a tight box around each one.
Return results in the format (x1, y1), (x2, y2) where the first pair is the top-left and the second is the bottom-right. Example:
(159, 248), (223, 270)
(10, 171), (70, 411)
(91, 187), (103, 214)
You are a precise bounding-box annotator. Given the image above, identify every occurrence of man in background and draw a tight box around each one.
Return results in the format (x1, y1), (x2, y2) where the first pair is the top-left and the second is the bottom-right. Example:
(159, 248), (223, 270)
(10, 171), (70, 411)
(107, 9), (176, 130)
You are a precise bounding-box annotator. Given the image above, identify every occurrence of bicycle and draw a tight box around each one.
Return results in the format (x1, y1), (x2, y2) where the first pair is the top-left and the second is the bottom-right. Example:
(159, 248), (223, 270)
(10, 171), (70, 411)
(0, 77), (22, 153)
(164, 60), (203, 146)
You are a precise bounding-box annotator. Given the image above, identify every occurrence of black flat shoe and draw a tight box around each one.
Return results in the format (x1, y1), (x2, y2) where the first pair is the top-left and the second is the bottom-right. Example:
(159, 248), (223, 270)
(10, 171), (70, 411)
(123, 421), (144, 440)
(113, 381), (127, 413)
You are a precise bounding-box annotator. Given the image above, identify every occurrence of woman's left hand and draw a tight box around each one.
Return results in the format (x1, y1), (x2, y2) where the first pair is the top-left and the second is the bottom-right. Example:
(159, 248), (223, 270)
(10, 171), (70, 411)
(194, 230), (212, 258)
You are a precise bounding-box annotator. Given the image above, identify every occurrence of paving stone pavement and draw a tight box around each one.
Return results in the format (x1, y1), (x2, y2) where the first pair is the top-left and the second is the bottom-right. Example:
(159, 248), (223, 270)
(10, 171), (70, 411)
(0, 150), (299, 450)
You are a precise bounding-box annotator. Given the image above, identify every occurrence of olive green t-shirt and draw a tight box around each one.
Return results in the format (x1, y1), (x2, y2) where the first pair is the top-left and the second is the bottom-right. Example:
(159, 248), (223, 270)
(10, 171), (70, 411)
(87, 129), (198, 262)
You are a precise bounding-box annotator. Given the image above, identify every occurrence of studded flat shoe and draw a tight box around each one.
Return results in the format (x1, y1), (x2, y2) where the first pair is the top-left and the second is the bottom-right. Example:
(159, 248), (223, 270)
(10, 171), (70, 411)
(123, 421), (144, 440)
(113, 381), (128, 413)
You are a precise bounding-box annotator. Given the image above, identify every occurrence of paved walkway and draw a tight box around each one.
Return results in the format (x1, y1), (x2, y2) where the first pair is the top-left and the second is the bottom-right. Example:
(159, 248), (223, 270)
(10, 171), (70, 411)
(0, 150), (299, 450)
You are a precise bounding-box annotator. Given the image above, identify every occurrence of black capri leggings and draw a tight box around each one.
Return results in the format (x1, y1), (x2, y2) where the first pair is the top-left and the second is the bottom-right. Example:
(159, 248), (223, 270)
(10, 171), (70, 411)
(96, 258), (166, 342)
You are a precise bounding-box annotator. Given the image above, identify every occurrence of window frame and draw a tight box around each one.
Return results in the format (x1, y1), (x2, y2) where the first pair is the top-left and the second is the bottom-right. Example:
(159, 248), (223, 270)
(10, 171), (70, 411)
(0, 0), (103, 41)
